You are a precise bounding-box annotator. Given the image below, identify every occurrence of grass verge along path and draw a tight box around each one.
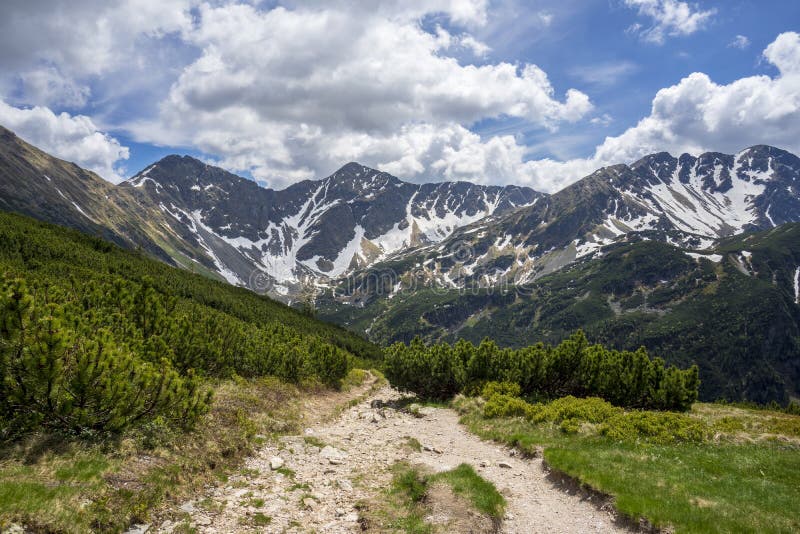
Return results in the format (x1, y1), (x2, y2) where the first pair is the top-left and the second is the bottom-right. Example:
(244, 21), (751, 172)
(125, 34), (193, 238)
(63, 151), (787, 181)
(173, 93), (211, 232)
(460, 397), (800, 533)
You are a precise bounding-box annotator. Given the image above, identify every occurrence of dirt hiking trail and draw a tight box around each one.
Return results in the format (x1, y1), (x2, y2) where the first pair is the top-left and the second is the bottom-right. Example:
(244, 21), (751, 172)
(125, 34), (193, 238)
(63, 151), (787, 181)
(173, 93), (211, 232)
(150, 377), (634, 533)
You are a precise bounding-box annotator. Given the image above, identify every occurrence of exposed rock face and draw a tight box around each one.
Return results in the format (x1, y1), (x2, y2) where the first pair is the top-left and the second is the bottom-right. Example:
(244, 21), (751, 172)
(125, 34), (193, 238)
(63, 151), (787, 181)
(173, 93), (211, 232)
(351, 145), (800, 291)
(121, 157), (541, 294)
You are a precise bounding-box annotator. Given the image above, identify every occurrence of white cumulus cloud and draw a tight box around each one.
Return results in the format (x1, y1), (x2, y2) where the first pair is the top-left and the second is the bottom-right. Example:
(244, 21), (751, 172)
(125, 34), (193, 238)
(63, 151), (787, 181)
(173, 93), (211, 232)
(624, 0), (716, 44)
(0, 0), (196, 110)
(129, 2), (591, 189)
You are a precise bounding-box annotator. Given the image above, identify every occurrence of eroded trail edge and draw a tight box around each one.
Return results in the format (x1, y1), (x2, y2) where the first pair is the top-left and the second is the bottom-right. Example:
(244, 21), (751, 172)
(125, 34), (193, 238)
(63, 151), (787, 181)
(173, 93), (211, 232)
(156, 382), (632, 533)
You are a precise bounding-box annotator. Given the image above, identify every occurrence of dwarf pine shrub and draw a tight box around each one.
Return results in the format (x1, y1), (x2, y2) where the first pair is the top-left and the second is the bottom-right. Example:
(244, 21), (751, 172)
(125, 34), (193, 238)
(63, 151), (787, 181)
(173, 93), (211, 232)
(0, 278), (210, 437)
(384, 331), (699, 410)
(599, 411), (711, 444)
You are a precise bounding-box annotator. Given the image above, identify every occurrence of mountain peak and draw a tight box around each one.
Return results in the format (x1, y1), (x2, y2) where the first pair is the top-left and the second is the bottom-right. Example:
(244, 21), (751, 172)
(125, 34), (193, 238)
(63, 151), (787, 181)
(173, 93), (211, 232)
(337, 161), (372, 174)
(126, 155), (251, 192)
(633, 151), (675, 164)
(737, 144), (797, 162)
(323, 161), (402, 192)
(143, 154), (210, 175)
(329, 161), (385, 181)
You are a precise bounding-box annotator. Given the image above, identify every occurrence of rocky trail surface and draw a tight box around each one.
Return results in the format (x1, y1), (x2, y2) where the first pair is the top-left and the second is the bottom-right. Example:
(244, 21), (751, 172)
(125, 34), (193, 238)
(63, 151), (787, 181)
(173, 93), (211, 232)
(150, 377), (633, 533)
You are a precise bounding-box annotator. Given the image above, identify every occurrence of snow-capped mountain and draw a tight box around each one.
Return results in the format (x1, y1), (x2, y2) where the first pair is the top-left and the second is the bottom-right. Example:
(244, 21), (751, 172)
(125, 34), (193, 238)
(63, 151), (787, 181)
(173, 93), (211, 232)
(2, 122), (799, 301)
(122, 157), (540, 295)
(348, 145), (800, 291)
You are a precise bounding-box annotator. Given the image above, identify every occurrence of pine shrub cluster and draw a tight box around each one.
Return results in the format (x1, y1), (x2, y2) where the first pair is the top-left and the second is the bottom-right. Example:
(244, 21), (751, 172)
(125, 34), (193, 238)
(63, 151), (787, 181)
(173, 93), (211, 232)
(0, 278), (209, 438)
(385, 331), (699, 411)
(0, 271), (353, 439)
(0, 213), (359, 439)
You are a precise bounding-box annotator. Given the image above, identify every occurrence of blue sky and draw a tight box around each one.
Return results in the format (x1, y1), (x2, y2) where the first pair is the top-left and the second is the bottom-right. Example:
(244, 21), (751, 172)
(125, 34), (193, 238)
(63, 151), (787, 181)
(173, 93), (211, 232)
(0, 0), (798, 192)
(496, 0), (799, 160)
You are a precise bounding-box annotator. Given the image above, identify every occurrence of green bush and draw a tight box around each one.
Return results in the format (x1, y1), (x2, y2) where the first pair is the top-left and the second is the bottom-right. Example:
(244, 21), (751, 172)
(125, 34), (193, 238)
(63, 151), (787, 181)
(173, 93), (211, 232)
(384, 338), (465, 399)
(0, 278), (210, 437)
(530, 396), (623, 424)
(0, 212), (362, 439)
(599, 411), (711, 444)
(383, 331), (699, 410)
(483, 394), (534, 419)
(481, 394), (711, 444)
(559, 418), (581, 434)
(481, 381), (521, 399)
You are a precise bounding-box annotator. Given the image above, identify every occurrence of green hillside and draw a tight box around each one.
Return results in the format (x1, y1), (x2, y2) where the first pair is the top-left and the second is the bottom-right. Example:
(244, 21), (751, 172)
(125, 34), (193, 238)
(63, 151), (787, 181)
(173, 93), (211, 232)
(0, 209), (380, 438)
(0, 210), (379, 363)
(319, 225), (800, 404)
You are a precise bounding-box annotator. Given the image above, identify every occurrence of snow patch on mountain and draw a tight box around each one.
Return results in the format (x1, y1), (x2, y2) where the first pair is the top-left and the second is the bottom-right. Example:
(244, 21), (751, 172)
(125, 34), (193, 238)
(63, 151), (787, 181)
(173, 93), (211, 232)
(332, 225), (367, 275)
(686, 252), (723, 262)
(158, 202), (242, 285)
(359, 189), (525, 262)
(71, 201), (92, 220)
(406, 191), (504, 245)
(132, 176), (162, 190)
(641, 161), (768, 236)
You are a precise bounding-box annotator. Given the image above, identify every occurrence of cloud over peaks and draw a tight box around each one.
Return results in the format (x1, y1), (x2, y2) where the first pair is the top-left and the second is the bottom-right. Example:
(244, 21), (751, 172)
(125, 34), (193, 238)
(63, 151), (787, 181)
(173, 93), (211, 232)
(131, 2), (590, 188)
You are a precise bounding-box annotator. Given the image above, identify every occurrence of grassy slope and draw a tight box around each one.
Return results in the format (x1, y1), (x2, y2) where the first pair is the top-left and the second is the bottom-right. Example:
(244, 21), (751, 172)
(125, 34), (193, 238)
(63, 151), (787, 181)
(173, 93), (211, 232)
(0, 372), (380, 532)
(0, 377), (300, 531)
(459, 399), (800, 533)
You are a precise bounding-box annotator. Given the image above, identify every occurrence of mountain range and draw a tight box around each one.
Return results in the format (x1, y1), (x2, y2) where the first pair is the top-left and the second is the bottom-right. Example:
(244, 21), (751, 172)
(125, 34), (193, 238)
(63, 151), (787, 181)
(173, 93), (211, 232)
(1, 123), (799, 402)
(0, 125), (539, 296)
(123, 156), (539, 295)
(334, 145), (800, 293)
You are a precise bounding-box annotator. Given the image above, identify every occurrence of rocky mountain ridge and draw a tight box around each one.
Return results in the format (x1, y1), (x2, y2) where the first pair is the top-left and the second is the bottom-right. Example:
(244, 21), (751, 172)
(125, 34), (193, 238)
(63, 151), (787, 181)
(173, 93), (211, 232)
(121, 156), (541, 295)
(360, 145), (800, 292)
(2, 124), (800, 302)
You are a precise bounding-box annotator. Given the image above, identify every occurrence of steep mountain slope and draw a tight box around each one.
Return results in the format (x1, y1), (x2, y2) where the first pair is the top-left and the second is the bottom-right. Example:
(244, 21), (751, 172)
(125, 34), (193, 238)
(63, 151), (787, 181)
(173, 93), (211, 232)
(121, 157), (541, 294)
(0, 126), (175, 264)
(368, 146), (800, 290)
(319, 224), (800, 403)
(0, 125), (241, 283)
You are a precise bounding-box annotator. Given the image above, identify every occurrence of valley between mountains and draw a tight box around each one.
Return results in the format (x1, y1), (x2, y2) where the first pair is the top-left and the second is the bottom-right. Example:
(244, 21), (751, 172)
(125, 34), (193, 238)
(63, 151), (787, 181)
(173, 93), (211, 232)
(3, 124), (798, 404)
(3, 2), (800, 532)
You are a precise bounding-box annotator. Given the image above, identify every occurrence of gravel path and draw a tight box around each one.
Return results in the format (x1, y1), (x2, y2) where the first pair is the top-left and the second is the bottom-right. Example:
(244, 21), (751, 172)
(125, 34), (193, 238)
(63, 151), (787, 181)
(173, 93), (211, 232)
(155, 382), (633, 533)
